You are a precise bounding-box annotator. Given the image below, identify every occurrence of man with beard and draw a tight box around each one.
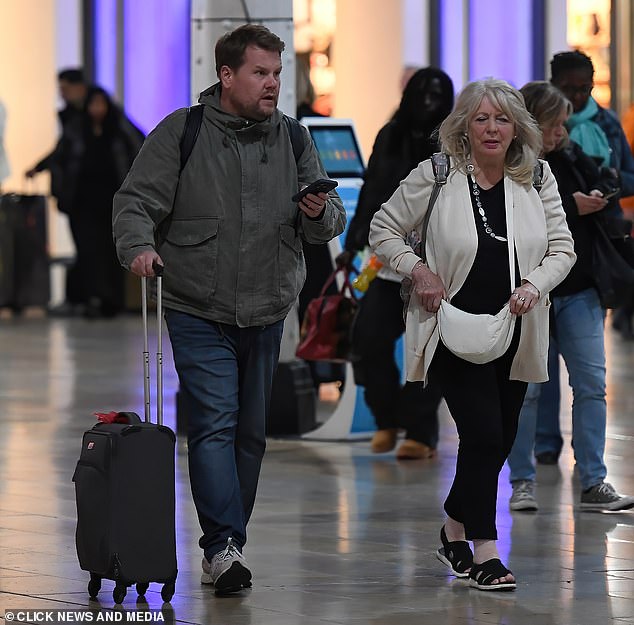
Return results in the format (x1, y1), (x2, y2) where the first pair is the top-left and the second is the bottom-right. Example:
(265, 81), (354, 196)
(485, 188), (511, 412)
(113, 24), (345, 594)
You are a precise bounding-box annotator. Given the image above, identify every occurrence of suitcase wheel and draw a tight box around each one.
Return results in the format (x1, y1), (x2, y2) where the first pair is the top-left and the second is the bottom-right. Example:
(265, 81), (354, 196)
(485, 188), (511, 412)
(88, 574), (101, 599)
(161, 582), (175, 603)
(136, 582), (150, 597)
(113, 584), (127, 604)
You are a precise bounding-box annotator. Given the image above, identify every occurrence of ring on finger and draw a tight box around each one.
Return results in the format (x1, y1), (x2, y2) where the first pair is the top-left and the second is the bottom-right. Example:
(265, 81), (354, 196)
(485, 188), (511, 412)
(519, 296), (526, 302)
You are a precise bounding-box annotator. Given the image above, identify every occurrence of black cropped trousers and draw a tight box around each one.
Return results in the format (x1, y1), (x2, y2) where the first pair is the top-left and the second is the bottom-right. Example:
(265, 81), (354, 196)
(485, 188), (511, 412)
(428, 329), (527, 540)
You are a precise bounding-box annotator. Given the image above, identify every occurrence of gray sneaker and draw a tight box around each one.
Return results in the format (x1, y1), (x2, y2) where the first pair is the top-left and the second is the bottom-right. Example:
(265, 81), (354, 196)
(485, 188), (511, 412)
(510, 480), (538, 511)
(580, 482), (634, 511)
(201, 538), (252, 593)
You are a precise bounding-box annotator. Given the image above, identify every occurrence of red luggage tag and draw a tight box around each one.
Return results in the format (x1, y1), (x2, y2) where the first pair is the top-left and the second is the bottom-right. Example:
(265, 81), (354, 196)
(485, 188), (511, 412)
(95, 411), (130, 424)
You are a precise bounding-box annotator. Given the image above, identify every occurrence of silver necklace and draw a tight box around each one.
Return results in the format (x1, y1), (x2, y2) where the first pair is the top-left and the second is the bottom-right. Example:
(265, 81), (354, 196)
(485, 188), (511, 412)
(469, 175), (506, 242)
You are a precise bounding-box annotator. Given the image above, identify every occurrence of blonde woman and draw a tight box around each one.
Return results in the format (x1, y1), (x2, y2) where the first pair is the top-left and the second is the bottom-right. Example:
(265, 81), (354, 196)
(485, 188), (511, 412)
(369, 78), (575, 590)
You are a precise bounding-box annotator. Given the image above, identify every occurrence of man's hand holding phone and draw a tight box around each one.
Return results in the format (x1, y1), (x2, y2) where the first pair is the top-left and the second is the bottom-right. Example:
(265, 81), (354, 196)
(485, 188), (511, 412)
(293, 178), (338, 220)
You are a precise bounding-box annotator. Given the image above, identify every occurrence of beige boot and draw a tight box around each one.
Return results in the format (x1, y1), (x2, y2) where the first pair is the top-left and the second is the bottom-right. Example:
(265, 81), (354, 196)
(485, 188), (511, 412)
(370, 428), (398, 453)
(396, 439), (437, 460)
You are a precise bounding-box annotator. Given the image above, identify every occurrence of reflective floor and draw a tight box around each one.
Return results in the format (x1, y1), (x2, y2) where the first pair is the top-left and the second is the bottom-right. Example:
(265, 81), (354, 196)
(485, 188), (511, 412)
(0, 311), (633, 624)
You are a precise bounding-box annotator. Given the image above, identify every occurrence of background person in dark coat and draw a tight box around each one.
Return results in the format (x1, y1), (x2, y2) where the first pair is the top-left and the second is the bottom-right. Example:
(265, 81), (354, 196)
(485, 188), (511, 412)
(26, 68), (89, 183)
(26, 68), (89, 313)
(337, 67), (454, 459)
(59, 86), (144, 317)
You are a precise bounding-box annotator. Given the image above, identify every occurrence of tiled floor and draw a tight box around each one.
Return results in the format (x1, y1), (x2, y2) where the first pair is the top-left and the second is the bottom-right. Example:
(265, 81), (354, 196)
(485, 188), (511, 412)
(0, 311), (633, 624)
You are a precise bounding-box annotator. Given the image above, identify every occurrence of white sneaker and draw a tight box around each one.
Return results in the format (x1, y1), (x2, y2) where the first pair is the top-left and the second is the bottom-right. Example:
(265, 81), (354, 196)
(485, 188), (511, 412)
(201, 537), (252, 593)
(580, 482), (634, 511)
(509, 480), (538, 511)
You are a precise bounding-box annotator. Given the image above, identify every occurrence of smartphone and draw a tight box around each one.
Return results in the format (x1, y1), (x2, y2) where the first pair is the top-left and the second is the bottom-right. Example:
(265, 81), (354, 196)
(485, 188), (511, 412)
(292, 178), (338, 203)
(603, 188), (620, 200)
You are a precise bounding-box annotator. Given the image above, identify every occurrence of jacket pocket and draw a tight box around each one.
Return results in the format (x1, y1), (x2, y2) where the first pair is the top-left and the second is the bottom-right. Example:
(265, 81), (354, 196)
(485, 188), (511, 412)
(278, 223), (305, 308)
(160, 217), (220, 304)
(73, 461), (110, 573)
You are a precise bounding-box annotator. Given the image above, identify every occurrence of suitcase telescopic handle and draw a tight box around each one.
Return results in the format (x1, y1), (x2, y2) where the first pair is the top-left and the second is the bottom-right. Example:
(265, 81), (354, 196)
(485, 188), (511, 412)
(141, 261), (164, 425)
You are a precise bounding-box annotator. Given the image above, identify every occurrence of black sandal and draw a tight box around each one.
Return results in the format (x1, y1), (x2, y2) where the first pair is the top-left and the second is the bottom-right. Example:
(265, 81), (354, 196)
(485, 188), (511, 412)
(436, 526), (473, 578)
(469, 558), (516, 591)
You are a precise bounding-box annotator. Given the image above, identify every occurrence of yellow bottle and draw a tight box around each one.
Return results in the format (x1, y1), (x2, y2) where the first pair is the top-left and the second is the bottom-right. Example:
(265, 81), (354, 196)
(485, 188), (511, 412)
(352, 255), (383, 292)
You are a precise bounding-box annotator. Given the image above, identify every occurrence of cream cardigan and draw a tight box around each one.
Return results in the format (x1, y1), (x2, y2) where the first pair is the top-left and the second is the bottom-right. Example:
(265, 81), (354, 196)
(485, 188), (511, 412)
(369, 159), (576, 383)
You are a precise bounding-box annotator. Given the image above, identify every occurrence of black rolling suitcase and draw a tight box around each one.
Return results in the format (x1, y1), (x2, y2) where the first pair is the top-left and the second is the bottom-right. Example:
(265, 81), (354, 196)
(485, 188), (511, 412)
(0, 193), (50, 310)
(72, 267), (177, 604)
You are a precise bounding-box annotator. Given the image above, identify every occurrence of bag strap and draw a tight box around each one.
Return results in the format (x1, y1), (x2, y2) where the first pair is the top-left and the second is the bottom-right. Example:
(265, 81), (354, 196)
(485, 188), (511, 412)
(179, 104), (204, 174)
(511, 159), (542, 291)
(505, 180), (516, 293)
(283, 115), (306, 163)
(319, 266), (358, 301)
(532, 160), (544, 191)
(155, 106), (203, 244)
(420, 152), (450, 263)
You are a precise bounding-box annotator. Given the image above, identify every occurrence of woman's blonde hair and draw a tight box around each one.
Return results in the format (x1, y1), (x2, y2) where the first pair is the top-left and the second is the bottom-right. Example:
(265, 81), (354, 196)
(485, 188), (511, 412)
(520, 80), (572, 153)
(439, 78), (542, 186)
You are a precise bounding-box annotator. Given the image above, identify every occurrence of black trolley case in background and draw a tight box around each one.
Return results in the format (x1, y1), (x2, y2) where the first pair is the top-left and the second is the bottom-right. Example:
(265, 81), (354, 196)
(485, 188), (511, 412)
(72, 267), (177, 604)
(0, 192), (50, 311)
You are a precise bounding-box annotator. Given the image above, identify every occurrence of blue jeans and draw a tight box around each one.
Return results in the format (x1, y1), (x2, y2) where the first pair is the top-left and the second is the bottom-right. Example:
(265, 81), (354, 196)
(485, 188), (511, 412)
(165, 310), (284, 559)
(534, 344), (563, 457)
(513, 344), (563, 473)
(507, 288), (607, 490)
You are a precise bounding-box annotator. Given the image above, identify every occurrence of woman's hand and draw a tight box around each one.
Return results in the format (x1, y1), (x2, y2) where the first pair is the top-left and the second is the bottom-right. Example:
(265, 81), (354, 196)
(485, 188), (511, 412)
(509, 281), (540, 315)
(573, 191), (608, 216)
(411, 261), (446, 313)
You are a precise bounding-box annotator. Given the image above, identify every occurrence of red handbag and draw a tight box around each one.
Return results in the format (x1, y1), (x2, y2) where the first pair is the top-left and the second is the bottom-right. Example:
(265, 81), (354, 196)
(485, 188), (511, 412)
(296, 267), (358, 362)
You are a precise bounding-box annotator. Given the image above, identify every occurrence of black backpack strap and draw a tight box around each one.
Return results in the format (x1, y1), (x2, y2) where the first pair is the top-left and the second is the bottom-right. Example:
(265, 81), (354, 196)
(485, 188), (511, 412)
(179, 104), (204, 174)
(283, 115), (306, 164)
(157, 104), (203, 244)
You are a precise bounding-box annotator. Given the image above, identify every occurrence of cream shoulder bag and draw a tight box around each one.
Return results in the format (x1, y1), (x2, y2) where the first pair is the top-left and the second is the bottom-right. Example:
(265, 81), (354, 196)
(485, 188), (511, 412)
(437, 179), (516, 364)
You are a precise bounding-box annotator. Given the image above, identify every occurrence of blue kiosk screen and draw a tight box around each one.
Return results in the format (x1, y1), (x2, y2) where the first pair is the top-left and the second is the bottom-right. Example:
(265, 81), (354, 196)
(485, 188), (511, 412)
(308, 126), (365, 179)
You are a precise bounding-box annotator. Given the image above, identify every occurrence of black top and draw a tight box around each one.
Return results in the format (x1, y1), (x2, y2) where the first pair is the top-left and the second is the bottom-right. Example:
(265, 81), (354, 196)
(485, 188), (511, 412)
(77, 133), (118, 196)
(452, 178), (517, 314)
